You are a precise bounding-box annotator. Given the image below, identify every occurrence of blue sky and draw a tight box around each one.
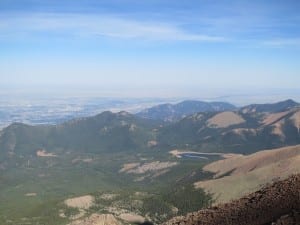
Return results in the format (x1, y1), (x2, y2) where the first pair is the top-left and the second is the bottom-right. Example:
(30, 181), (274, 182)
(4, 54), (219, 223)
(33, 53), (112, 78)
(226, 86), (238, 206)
(0, 0), (300, 98)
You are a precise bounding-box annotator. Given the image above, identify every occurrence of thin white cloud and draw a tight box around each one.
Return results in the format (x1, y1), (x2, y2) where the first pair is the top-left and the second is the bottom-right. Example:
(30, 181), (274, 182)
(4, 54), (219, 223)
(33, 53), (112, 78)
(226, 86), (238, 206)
(0, 13), (225, 42)
(263, 38), (300, 47)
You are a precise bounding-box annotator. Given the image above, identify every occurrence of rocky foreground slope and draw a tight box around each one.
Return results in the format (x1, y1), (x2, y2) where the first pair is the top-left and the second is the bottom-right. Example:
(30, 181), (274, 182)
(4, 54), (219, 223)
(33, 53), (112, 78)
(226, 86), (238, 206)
(163, 174), (300, 225)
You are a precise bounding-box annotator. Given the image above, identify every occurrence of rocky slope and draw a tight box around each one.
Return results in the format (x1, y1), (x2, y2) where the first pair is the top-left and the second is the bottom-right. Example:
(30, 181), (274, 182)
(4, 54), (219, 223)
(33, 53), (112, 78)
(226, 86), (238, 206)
(163, 174), (300, 225)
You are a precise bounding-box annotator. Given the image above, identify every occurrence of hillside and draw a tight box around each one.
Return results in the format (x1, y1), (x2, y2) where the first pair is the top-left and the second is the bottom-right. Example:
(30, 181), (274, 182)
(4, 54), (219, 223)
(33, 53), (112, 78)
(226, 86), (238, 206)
(240, 99), (300, 113)
(194, 145), (300, 203)
(1, 100), (300, 159)
(0, 111), (158, 159)
(0, 111), (212, 225)
(158, 105), (300, 154)
(136, 100), (236, 122)
(163, 174), (300, 225)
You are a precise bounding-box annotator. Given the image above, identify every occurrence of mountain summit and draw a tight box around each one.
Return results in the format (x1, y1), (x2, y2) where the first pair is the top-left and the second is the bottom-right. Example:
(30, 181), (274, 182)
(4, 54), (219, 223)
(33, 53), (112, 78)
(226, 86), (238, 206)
(136, 100), (236, 122)
(241, 99), (300, 114)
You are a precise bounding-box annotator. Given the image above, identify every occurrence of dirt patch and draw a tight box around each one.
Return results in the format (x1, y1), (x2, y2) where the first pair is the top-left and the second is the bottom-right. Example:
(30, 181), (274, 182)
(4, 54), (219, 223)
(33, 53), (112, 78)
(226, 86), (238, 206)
(291, 110), (300, 130)
(147, 140), (158, 147)
(59, 210), (67, 218)
(119, 163), (140, 173)
(129, 124), (137, 131)
(134, 192), (149, 197)
(36, 149), (57, 157)
(221, 153), (243, 159)
(125, 161), (178, 174)
(104, 206), (129, 217)
(169, 150), (184, 158)
(72, 158), (93, 164)
(164, 174), (300, 225)
(134, 176), (146, 182)
(68, 214), (122, 225)
(152, 169), (170, 178)
(25, 193), (37, 197)
(230, 128), (257, 136)
(272, 120), (286, 138)
(100, 193), (118, 201)
(207, 112), (245, 128)
(265, 109), (300, 138)
(119, 213), (145, 223)
(64, 195), (94, 210)
(262, 111), (290, 126)
(188, 113), (204, 121)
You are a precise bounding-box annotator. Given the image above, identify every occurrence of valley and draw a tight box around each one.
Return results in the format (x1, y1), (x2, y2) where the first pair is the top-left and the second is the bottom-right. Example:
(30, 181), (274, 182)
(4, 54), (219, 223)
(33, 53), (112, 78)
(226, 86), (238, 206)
(0, 149), (212, 225)
(0, 99), (300, 225)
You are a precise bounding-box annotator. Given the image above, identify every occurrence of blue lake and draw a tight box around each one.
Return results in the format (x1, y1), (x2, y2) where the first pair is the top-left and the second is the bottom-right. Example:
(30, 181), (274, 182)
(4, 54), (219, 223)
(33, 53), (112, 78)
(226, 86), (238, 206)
(178, 152), (223, 160)
(180, 153), (209, 159)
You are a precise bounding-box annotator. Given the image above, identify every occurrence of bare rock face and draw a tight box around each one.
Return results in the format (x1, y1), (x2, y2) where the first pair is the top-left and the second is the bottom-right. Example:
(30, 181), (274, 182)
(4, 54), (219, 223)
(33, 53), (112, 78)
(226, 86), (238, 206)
(162, 174), (300, 225)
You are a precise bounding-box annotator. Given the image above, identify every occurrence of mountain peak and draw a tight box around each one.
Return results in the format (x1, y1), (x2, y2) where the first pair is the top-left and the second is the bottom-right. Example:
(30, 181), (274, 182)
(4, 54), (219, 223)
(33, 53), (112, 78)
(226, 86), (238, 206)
(241, 99), (300, 113)
(136, 100), (236, 122)
(279, 99), (299, 106)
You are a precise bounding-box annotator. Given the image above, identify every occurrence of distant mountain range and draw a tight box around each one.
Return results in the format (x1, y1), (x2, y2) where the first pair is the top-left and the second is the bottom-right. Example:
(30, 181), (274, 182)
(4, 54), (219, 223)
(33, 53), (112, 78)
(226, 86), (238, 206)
(1, 99), (300, 160)
(240, 99), (300, 113)
(136, 100), (236, 122)
(158, 99), (300, 153)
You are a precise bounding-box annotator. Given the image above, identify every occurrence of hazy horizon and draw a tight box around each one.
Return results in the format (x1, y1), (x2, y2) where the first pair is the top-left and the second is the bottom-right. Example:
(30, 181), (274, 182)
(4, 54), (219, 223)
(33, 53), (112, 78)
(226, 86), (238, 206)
(1, 85), (300, 106)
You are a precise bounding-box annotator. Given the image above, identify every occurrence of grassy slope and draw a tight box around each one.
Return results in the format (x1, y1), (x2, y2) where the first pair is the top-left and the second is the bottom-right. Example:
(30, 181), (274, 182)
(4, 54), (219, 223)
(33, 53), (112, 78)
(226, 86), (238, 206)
(195, 145), (300, 203)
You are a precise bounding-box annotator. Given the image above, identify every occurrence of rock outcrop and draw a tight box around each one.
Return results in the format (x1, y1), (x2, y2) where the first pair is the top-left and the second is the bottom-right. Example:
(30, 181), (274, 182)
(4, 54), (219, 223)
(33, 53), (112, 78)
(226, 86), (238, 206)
(163, 174), (300, 225)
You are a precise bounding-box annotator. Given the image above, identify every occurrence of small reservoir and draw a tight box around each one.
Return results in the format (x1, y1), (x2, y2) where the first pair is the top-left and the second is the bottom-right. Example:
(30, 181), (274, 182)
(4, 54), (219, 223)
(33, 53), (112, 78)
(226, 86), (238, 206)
(171, 151), (224, 160)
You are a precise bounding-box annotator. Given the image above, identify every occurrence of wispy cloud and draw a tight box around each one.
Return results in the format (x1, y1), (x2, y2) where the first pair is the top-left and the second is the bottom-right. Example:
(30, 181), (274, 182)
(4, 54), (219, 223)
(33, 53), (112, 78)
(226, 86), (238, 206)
(0, 13), (225, 42)
(263, 38), (300, 47)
